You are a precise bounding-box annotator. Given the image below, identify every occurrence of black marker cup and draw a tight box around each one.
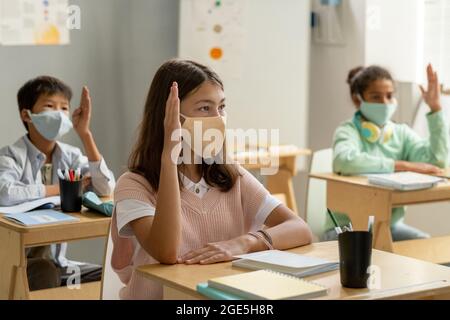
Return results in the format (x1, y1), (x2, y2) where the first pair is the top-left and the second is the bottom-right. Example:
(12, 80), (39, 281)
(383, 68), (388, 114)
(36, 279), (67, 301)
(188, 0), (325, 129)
(338, 231), (373, 289)
(59, 172), (83, 212)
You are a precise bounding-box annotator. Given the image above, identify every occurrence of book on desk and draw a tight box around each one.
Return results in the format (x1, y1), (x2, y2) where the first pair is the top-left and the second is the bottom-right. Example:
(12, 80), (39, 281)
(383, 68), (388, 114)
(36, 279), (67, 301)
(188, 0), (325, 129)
(3, 209), (79, 226)
(202, 270), (328, 300)
(0, 196), (61, 214)
(232, 250), (338, 277)
(365, 172), (445, 191)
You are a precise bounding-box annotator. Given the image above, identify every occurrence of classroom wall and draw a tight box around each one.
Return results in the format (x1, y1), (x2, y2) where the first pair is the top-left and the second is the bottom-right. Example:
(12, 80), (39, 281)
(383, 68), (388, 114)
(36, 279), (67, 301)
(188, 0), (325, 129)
(308, 0), (366, 152)
(69, 0), (180, 264)
(0, 0), (179, 264)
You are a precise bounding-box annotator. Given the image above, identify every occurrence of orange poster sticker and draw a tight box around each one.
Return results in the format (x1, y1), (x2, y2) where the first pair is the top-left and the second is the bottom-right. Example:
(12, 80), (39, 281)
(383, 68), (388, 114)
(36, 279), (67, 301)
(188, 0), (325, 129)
(210, 47), (223, 60)
(35, 24), (61, 45)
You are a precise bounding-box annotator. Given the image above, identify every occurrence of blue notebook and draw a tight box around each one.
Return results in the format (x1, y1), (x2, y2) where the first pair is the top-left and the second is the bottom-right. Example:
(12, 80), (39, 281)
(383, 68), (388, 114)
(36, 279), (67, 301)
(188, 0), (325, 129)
(197, 283), (245, 300)
(3, 209), (79, 226)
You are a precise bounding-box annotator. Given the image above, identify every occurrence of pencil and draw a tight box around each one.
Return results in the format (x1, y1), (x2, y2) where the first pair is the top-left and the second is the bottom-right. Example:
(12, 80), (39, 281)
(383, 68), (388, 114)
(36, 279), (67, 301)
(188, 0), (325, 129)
(327, 209), (343, 234)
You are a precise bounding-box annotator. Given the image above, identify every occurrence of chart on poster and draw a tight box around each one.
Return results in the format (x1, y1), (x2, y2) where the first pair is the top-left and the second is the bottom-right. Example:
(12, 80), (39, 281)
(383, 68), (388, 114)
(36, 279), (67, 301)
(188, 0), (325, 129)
(179, 0), (248, 79)
(0, 0), (69, 46)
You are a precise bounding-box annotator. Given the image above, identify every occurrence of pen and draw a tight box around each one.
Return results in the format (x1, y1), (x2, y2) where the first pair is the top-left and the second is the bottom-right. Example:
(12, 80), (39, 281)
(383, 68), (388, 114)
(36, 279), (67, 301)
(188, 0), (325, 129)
(76, 168), (81, 181)
(327, 209), (343, 234)
(64, 170), (70, 181)
(57, 169), (65, 180)
(368, 216), (375, 233)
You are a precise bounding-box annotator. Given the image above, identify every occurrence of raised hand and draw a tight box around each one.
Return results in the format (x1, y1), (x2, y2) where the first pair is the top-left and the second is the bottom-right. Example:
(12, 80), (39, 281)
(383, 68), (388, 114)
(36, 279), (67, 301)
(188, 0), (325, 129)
(420, 64), (442, 113)
(163, 82), (182, 162)
(72, 86), (92, 137)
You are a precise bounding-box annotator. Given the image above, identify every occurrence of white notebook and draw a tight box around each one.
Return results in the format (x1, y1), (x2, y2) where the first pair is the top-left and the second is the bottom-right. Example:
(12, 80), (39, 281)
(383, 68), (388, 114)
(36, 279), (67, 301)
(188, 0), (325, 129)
(366, 172), (445, 191)
(233, 250), (338, 277)
(0, 196), (61, 214)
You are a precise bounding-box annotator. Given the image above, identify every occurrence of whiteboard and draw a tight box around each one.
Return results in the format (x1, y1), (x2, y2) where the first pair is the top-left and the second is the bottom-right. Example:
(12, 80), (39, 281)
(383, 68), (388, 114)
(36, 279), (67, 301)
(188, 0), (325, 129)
(178, 0), (311, 156)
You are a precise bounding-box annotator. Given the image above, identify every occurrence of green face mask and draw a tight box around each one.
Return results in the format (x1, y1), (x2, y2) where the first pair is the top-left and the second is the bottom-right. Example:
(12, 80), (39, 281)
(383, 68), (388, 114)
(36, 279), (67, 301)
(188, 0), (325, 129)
(358, 95), (398, 127)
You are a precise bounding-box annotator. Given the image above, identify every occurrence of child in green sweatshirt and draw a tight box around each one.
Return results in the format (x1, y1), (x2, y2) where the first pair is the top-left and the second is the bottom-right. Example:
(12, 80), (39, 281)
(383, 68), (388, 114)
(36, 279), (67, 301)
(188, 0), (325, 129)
(323, 64), (449, 242)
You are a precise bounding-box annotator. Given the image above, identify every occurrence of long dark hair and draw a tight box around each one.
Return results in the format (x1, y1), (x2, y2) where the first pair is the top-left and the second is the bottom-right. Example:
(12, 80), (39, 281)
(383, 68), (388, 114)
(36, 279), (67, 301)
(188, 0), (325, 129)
(128, 59), (240, 192)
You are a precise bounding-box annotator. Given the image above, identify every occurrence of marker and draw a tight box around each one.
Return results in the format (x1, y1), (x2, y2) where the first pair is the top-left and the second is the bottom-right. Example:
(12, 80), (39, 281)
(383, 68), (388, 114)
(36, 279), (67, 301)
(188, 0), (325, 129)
(368, 216), (375, 233)
(57, 169), (65, 180)
(64, 170), (70, 181)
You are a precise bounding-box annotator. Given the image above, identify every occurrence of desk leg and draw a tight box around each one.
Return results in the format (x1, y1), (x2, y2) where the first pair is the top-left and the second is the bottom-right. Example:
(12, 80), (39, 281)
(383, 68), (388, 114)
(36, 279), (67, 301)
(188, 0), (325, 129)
(0, 226), (29, 299)
(266, 168), (298, 213)
(327, 181), (394, 252)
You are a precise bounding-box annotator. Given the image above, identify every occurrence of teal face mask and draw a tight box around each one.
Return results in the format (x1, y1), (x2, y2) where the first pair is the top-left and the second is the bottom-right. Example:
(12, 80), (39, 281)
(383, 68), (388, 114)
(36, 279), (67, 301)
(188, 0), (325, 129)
(27, 110), (73, 141)
(358, 95), (398, 127)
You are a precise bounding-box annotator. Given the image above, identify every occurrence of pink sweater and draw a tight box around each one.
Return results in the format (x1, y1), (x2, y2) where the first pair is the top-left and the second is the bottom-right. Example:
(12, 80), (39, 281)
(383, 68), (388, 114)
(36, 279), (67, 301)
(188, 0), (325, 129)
(111, 166), (276, 300)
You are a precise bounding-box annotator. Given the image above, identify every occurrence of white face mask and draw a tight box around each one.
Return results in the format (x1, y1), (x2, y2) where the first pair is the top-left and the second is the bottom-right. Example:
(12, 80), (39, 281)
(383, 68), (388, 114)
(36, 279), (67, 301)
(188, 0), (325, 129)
(180, 113), (227, 161)
(27, 110), (73, 141)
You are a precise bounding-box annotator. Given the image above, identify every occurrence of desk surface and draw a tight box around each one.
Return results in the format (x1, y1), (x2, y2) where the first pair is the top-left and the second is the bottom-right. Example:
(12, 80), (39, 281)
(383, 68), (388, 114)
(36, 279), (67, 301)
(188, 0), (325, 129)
(310, 173), (450, 205)
(137, 241), (450, 300)
(233, 146), (311, 169)
(0, 208), (110, 233)
(0, 207), (111, 247)
(311, 172), (450, 188)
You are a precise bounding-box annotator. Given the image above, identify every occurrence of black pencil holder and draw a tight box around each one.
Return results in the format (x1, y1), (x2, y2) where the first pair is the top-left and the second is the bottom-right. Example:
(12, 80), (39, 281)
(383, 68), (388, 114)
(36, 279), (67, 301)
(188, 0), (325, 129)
(338, 231), (373, 289)
(59, 177), (83, 212)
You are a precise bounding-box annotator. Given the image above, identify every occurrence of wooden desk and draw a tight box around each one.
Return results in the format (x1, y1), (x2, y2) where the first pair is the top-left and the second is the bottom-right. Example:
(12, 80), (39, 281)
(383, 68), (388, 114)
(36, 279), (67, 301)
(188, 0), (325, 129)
(233, 146), (311, 213)
(310, 173), (450, 263)
(137, 241), (450, 300)
(0, 208), (111, 300)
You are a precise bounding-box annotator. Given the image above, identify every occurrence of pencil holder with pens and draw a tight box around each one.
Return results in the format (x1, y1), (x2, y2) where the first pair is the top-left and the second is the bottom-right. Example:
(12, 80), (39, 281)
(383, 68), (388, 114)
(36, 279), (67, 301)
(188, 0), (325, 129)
(58, 169), (83, 212)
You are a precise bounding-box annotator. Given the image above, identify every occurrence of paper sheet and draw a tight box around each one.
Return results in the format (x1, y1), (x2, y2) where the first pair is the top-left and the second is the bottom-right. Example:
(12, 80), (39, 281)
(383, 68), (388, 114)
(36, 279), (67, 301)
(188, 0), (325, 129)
(0, 196), (61, 214)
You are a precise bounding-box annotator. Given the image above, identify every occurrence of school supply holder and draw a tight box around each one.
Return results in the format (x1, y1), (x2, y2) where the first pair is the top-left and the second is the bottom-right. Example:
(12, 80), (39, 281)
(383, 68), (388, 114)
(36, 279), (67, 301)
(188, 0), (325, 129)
(59, 170), (83, 213)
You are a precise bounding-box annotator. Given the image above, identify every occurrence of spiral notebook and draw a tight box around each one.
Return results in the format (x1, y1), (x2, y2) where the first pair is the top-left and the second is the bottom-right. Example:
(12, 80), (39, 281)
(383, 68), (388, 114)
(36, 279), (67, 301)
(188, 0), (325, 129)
(233, 250), (338, 277)
(365, 172), (445, 191)
(207, 270), (328, 300)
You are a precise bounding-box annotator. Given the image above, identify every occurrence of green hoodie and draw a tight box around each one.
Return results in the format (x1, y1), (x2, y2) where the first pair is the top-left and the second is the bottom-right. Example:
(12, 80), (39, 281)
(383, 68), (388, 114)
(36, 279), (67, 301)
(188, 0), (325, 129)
(326, 110), (449, 231)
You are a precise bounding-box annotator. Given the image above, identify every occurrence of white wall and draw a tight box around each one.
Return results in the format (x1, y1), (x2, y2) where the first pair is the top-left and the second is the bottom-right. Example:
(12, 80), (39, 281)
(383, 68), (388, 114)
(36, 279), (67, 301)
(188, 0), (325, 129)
(309, 0), (366, 152)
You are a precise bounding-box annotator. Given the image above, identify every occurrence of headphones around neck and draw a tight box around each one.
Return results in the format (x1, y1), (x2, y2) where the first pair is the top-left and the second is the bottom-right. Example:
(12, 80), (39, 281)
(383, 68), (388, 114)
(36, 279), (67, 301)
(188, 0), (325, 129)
(353, 112), (393, 144)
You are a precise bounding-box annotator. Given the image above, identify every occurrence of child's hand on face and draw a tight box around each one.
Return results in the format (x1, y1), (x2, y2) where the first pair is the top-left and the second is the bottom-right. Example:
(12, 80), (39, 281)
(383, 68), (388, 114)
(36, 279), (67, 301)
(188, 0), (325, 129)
(420, 64), (442, 113)
(163, 82), (182, 161)
(73, 86), (92, 138)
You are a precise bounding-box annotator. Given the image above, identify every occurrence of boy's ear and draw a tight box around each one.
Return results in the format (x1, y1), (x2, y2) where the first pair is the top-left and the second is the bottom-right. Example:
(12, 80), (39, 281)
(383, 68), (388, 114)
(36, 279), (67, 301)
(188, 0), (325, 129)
(20, 109), (32, 123)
